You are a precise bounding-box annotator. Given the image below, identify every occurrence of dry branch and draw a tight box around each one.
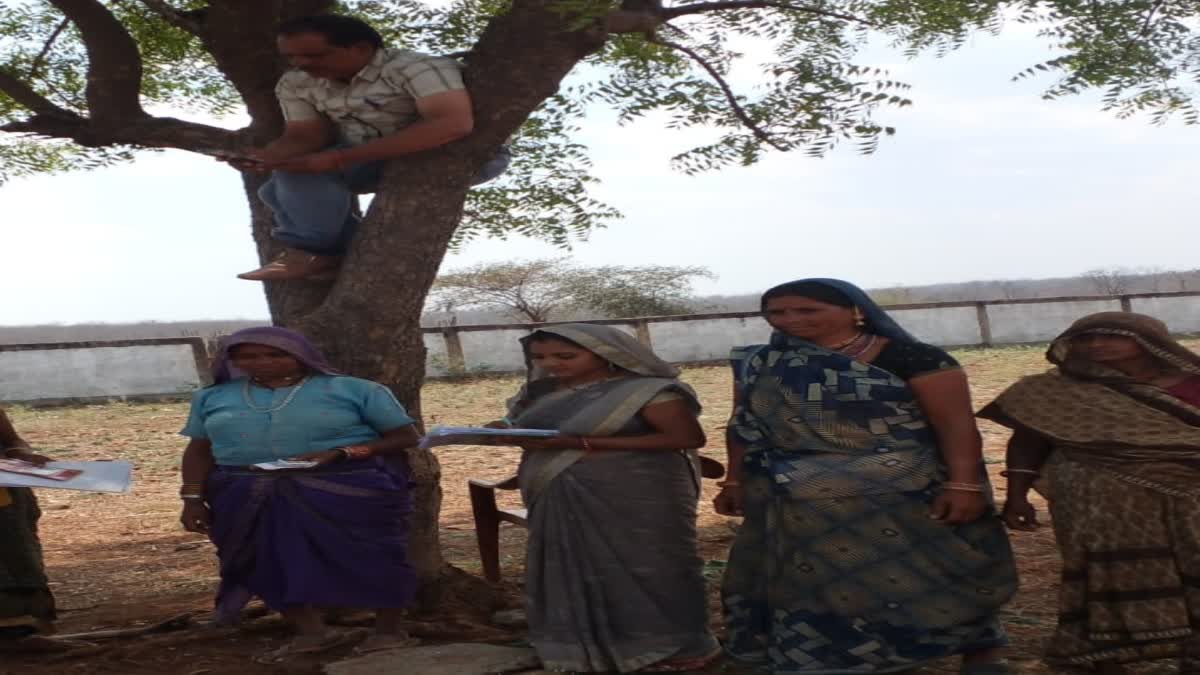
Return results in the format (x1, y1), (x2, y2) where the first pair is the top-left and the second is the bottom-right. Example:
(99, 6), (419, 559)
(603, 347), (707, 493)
(28, 18), (71, 80)
(53, 612), (195, 640)
(650, 34), (788, 150)
(662, 0), (870, 24)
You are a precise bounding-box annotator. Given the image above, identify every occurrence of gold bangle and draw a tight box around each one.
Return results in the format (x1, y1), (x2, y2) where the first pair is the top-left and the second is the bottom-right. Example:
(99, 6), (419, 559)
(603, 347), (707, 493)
(942, 482), (984, 493)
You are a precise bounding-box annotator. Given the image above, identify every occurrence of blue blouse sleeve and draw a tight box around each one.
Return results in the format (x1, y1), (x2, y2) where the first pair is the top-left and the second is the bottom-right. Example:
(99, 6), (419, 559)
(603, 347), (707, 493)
(179, 388), (211, 439)
(358, 381), (416, 432)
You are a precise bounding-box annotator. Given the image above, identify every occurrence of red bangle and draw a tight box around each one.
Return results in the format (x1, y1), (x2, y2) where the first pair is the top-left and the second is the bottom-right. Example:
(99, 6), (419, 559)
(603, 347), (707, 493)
(579, 437), (593, 452)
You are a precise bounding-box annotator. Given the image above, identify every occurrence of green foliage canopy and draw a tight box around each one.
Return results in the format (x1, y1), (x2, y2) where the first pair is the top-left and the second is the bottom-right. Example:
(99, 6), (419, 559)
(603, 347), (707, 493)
(1, 0), (1197, 244)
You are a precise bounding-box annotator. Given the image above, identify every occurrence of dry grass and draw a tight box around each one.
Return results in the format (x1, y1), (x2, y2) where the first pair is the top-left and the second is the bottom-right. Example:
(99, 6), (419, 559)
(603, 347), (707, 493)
(3, 340), (1197, 674)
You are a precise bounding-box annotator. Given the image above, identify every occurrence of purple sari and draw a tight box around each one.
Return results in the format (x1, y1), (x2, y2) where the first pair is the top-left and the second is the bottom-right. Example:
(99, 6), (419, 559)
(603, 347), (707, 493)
(201, 327), (416, 621)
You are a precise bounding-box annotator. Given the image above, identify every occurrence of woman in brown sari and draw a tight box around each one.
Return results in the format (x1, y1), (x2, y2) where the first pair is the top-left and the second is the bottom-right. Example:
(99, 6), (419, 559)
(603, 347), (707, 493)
(0, 408), (56, 642)
(981, 312), (1200, 673)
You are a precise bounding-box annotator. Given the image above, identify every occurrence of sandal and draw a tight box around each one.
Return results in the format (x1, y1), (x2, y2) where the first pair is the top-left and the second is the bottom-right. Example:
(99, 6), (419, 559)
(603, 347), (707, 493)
(253, 629), (362, 664)
(353, 632), (421, 655)
(641, 647), (724, 672)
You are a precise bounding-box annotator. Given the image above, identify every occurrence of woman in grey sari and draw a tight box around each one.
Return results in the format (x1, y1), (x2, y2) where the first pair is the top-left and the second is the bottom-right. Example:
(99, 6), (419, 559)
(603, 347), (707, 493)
(493, 323), (721, 673)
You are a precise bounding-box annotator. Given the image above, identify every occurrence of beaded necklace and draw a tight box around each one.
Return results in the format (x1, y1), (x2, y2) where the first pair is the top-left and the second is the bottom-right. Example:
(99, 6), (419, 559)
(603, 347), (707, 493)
(241, 376), (310, 413)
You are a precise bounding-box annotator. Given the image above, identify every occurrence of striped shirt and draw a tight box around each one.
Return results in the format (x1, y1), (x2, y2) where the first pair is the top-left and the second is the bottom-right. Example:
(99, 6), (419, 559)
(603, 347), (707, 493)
(275, 47), (466, 145)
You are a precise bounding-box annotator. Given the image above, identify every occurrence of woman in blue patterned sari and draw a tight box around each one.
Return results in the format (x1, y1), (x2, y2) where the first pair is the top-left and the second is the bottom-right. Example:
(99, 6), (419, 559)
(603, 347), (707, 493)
(717, 279), (1018, 675)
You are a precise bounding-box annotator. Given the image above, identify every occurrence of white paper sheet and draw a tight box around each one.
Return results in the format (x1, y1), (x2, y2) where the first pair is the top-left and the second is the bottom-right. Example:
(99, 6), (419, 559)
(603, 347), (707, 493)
(0, 460), (134, 494)
(252, 459), (319, 470)
(419, 426), (559, 449)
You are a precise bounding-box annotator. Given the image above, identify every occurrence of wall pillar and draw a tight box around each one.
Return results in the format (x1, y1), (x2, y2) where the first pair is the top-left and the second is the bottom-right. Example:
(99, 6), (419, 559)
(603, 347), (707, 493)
(975, 302), (993, 347)
(442, 328), (467, 375)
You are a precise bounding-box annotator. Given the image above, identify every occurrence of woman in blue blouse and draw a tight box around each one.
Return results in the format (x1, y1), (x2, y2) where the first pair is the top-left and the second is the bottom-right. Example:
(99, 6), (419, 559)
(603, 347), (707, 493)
(179, 327), (420, 662)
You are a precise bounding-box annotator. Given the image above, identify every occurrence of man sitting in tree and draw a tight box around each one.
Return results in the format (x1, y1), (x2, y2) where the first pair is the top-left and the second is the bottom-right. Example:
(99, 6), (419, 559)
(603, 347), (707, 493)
(233, 14), (508, 282)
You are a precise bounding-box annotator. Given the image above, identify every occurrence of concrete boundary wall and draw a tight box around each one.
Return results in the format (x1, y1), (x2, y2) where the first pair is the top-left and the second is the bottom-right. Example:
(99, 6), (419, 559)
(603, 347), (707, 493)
(0, 338), (210, 405)
(3, 292), (1198, 403)
(428, 291), (1200, 375)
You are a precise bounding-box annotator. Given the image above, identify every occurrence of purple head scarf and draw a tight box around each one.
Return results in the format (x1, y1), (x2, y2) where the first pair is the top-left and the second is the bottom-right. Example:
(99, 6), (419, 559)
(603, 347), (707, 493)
(211, 326), (341, 383)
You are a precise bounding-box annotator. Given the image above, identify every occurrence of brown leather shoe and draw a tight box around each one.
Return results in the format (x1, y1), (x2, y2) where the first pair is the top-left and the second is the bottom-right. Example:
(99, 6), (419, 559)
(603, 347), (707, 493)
(237, 249), (341, 281)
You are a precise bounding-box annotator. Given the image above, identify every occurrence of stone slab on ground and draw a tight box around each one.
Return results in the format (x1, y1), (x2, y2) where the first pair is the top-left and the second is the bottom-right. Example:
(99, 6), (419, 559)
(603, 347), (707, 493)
(324, 642), (540, 675)
(490, 608), (528, 629)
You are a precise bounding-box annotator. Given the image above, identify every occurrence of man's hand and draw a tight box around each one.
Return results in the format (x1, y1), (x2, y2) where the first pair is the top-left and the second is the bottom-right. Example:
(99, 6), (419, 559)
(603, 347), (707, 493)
(267, 150), (345, 174)
(210, 149), (270, 173)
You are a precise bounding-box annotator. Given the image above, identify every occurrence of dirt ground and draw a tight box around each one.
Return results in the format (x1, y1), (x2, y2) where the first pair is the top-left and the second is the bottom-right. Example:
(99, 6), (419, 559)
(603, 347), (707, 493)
(2, 342), (1195, 674)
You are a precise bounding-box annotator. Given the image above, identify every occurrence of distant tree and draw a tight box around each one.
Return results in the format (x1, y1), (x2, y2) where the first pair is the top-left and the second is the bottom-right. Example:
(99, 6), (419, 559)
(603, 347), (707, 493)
(429, 259), (714, 322)
(870, 286), (914, 306)
(430, 259), (576, 323)
(1082, 267), (1134, 296)
(565, 265), (716, 317)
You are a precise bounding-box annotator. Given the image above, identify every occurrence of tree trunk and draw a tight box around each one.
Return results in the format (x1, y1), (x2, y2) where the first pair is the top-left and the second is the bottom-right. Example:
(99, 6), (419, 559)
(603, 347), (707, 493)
(237, 0), (609, 605)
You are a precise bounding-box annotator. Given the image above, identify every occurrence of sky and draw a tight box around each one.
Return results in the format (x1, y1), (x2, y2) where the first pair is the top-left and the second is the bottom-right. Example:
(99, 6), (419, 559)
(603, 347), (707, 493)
(3, 23), (1196, 325)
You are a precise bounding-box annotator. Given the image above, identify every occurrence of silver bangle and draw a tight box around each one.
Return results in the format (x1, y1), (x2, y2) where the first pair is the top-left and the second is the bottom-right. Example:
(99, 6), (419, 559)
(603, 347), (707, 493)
(180, 494), (205, 501)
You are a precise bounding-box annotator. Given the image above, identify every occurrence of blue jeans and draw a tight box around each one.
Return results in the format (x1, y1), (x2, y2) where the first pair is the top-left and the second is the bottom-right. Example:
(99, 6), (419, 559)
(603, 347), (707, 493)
(258, 146), (512, 255)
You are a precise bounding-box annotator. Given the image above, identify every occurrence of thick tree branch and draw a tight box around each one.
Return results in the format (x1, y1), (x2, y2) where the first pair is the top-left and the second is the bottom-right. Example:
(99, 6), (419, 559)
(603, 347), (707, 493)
(134, 0), (205, 34)
(0, 67), (78, 119)
(47, 0), (147, 121)
(1, 113), (239, 151)
(650, 35), (788, 150)
(661, 1), (869, 25)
